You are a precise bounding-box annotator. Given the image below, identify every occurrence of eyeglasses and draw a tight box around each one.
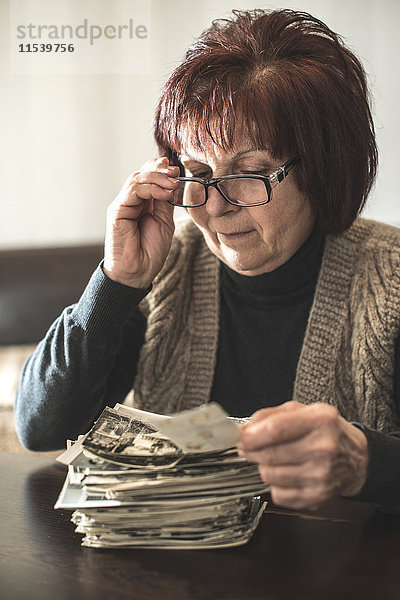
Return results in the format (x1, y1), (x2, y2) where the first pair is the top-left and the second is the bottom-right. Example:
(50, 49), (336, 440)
(168, 156), (300, 208)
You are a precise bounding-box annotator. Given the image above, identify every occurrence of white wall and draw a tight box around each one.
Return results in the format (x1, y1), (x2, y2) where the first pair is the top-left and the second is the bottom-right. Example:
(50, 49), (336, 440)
(1, 0), (399, 249)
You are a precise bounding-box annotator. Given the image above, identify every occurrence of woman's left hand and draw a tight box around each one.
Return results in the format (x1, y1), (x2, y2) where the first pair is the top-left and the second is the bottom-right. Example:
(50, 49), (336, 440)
(237, 401), (368, 510)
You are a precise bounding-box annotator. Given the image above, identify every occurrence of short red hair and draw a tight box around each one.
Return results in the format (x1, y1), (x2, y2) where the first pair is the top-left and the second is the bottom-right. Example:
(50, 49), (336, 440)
(154, 9), (377, 234)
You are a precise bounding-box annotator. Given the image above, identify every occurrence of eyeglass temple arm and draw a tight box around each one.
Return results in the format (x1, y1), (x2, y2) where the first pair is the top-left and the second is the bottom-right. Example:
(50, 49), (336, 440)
(270, 156), (300, 185)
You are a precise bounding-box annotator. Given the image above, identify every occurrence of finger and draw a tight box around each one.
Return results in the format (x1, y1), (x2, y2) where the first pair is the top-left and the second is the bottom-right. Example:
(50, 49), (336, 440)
(107, 197), (145, 226)
(159, 165), (180, 176)
(239, 422), (339, 465)
(152, 197), (175, 227)
(238, 435), (310, 466)
(131, 170), (180, 191)
(136, 183), (179, 203)
(239, 403), (338, 451)
(118, 178), (179, 208)
(238, 406), (312, 450)
(258, 458), (337, 489)
(138, 158), (180, 178)
(259, 463), (304, 488)
(242, 401), (304, 428)
(268, 483), (332, 511)
(140, 156), (170, 171)
(137, 199), (175, 246)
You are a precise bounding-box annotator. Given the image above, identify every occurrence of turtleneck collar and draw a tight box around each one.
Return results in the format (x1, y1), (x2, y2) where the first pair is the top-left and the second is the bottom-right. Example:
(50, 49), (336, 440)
(219, 225), (325, 306)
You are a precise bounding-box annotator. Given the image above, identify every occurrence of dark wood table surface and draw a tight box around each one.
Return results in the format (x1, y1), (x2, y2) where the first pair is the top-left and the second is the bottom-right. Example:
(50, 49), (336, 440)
(1, 451), (400, 600)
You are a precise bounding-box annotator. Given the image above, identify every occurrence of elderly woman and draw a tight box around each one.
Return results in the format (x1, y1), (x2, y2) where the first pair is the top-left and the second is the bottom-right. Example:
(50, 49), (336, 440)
(16, 9), (400, 512)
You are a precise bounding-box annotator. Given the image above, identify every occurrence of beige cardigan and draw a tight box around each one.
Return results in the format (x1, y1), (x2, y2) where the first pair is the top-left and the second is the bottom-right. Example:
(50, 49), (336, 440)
(134, 218), (400, 433)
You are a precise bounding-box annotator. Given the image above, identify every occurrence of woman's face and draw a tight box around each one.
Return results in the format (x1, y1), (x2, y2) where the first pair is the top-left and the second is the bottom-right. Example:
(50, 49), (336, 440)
(179, 134), (315, 275)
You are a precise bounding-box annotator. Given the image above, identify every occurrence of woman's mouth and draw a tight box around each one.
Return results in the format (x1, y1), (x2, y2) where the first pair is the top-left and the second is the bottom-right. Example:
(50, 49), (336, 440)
(216, 230), (255, 243)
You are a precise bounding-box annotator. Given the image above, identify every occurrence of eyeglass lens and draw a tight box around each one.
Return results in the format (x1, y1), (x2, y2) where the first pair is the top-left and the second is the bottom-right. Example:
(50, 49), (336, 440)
(171, 178), (269, 207)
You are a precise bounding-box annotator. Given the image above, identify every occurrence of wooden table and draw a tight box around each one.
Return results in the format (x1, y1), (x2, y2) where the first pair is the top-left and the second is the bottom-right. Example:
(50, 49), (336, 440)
(1, 452), (400, 600)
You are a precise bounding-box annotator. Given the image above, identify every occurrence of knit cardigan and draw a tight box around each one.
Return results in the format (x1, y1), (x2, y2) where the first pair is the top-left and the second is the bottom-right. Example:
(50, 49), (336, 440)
(134, 218), (400, 433)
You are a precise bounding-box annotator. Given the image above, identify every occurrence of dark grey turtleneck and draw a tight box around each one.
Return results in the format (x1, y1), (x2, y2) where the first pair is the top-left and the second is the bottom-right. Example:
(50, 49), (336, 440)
(212, 226), (324, 416)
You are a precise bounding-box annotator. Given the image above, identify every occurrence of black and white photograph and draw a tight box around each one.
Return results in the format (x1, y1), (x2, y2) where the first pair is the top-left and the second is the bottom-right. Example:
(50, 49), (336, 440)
(82, 406), (181, 459)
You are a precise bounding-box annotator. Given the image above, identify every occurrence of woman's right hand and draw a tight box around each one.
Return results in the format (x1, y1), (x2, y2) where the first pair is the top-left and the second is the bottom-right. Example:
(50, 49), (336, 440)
(103, 157), (180, 289)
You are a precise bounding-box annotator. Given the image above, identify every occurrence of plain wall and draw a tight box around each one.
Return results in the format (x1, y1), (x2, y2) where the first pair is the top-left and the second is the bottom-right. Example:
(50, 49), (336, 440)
(1, 0), (399, 250)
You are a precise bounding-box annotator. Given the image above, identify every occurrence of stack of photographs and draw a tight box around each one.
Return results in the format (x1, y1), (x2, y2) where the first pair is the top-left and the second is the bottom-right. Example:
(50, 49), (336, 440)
(55, 402), (268, 549)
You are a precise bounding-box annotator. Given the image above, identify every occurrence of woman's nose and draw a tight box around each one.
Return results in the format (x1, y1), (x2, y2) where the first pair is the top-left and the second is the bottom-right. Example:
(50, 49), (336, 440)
(205, 186), (240, 218)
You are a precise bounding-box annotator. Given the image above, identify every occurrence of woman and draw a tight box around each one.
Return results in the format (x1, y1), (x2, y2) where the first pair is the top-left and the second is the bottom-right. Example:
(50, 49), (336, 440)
(15, 9), (400, 512)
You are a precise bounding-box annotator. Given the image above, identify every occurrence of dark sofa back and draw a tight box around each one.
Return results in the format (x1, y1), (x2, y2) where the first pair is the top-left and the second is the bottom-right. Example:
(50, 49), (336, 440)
(0, 245), (103, 345)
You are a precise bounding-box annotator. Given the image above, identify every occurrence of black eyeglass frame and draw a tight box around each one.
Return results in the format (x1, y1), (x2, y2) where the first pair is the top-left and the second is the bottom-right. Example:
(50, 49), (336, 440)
(169, 156), (300, 208)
